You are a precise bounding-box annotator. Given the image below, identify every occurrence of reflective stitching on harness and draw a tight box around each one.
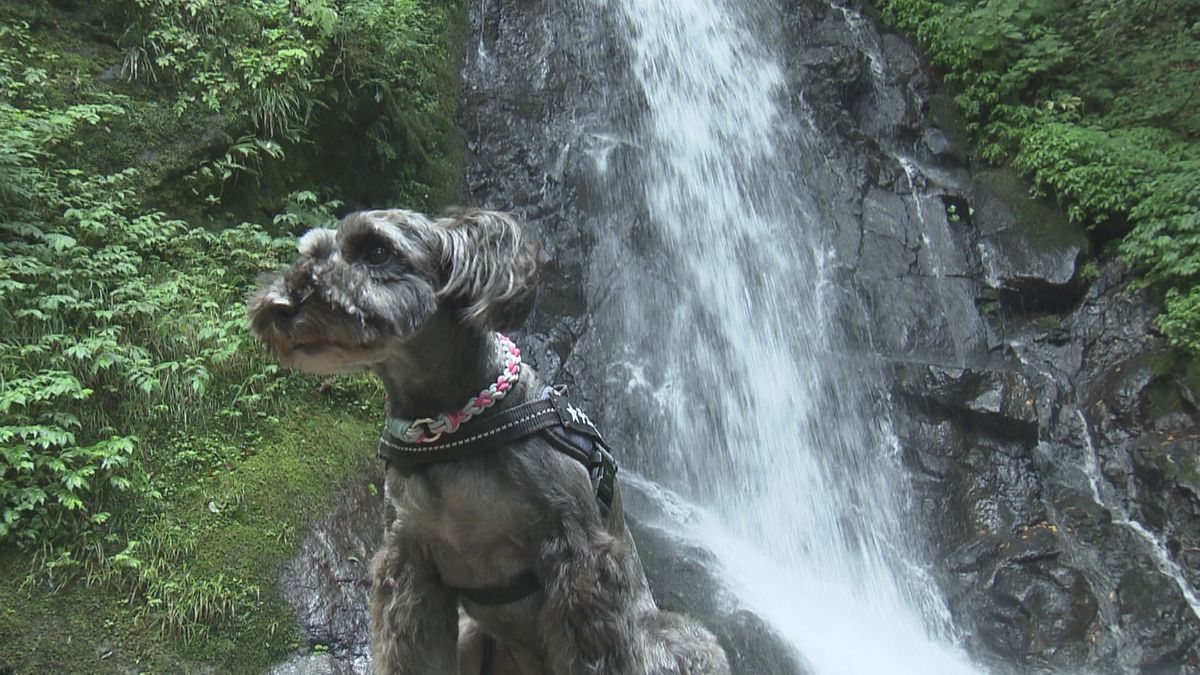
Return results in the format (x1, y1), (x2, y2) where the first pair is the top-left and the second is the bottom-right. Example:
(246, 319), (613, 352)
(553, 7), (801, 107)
(378, 407), (557, 453)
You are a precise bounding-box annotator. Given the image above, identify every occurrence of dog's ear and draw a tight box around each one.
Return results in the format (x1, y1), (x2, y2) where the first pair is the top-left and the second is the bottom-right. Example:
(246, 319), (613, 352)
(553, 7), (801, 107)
(435, 209), (539, 331)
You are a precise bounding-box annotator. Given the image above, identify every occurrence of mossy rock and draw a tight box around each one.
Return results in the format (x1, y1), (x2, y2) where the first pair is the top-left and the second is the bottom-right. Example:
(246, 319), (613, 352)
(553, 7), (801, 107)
(971, 166), (1092, 312)
(1, 406), (381, 674)
(975, 167), (1089, 253)
(926, 90), (971, 160)
(1133, 431), (1200, 499)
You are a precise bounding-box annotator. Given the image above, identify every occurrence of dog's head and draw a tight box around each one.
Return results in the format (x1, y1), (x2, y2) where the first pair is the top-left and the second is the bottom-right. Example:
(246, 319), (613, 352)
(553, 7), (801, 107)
(247, 208), (539, 375)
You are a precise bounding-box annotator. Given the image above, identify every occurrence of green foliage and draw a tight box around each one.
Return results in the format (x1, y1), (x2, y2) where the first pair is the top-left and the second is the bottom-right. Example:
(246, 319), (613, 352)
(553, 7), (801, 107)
(113, 0), (465, 207)
(1012, 123), (1159, 223)
(115, 0), (329, 137)
(879, 0), (1200, 351)
(1, 410), (379, 671)
(2, 0), (461, 544)
(0, 103), (298, 545)
(0, 17), (304, 542)
(335, 0), (466, 204)
(1, 1), (463, 664)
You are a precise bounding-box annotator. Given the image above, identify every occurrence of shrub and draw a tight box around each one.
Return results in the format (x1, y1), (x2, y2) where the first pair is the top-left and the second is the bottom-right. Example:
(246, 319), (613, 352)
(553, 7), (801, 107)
(0, 17), (320, 547)
(112, 0), (464, 208)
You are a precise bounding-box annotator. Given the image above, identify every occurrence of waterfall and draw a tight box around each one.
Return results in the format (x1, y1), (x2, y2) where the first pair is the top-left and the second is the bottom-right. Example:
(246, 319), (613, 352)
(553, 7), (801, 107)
(580, 0), (981, 672)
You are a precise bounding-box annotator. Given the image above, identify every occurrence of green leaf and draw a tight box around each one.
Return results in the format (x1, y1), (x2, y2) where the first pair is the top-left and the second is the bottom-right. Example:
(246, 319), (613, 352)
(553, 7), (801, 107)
(43, 233), (77, 251)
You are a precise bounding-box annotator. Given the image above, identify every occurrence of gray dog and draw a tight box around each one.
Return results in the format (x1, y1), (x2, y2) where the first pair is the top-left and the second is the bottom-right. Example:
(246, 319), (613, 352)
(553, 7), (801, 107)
(248, 208), (730, 675)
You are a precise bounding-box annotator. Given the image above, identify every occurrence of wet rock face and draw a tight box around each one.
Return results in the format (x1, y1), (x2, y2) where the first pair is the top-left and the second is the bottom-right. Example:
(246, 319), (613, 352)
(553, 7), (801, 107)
(971, 169), (1090, 313)
(780, 0), (1200, 672)
(457, 0), (637, 388)
(272, 478), (384, 674)
(457, 1), (807, 671)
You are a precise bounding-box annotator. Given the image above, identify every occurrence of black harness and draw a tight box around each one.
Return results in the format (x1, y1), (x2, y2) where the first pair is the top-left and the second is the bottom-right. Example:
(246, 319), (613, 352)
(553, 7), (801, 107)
(376, 388), (619, 606)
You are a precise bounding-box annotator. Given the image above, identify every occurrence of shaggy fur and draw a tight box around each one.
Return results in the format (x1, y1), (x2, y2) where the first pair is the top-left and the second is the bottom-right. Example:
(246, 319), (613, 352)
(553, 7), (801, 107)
(249, 208), (730, 675)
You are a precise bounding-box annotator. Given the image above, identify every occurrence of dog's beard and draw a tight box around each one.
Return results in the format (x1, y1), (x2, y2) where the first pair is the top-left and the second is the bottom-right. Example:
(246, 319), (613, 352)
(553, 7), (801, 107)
(282, 342), (387, 375)
(252, 309), (388, 375)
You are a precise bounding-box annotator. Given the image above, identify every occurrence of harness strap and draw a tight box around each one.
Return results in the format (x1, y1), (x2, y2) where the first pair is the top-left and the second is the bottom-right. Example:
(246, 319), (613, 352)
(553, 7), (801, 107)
(377, 399), (561, 466)
(455, 570), (540, 606)
(377, 393), (609, 468)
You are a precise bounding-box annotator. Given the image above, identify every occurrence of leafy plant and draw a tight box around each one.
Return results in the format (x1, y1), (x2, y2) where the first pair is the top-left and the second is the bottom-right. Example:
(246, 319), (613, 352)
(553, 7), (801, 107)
(111, 0), (464, 208)
(0, 10), (297, 549)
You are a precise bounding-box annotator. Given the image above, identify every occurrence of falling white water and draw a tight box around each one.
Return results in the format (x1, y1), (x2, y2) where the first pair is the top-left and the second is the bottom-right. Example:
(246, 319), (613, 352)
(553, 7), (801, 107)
(584, 0), (981, 672)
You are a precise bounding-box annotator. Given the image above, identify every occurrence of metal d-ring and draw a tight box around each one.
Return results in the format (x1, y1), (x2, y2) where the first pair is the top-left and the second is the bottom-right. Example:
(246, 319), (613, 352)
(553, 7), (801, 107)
(411, 418), (443, 443)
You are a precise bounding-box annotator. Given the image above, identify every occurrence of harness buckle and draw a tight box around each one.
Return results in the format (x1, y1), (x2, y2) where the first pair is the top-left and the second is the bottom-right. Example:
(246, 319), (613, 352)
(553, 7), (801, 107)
(596, 453), (617, 508)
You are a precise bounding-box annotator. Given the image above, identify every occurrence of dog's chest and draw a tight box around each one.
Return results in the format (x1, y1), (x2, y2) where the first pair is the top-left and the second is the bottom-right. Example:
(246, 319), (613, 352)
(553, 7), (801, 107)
(405, 470), (543, 586)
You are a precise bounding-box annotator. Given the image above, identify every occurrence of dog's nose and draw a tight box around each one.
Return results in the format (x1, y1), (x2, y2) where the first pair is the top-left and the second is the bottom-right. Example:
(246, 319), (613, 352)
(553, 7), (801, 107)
(273, 286), (318, 321)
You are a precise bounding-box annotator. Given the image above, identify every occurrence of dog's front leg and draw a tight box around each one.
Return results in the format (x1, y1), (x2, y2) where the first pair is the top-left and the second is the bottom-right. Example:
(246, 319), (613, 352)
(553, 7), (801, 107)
(537, 525), (648, 675)
(370, 529), (458, 674)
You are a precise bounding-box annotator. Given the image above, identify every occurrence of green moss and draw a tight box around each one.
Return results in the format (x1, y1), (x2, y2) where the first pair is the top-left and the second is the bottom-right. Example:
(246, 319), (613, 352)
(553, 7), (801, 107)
(0, 566), (203, 674)
(2, 403), (380, 673)
(148, 401), (379, 669)
(1033, 314), (1062, 331)
(1134, 432), (1200, 497)
(1118, 350), (1200, 424)
(1144, 381), (1186, 421)
(1144, 351), (1178, 378)
(927, 90), (971, 158)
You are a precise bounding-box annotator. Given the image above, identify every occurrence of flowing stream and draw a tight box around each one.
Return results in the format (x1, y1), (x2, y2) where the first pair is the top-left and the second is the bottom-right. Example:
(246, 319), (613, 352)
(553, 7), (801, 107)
(579, 0), (981, 672)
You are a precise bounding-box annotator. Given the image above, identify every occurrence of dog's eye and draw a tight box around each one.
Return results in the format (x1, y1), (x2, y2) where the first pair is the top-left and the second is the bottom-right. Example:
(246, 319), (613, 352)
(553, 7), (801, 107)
(364, 244), (392, 266)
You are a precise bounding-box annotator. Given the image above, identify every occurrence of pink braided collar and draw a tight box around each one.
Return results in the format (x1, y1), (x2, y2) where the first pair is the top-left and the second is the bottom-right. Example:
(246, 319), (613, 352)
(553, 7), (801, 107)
(385, 333), (522, 444)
